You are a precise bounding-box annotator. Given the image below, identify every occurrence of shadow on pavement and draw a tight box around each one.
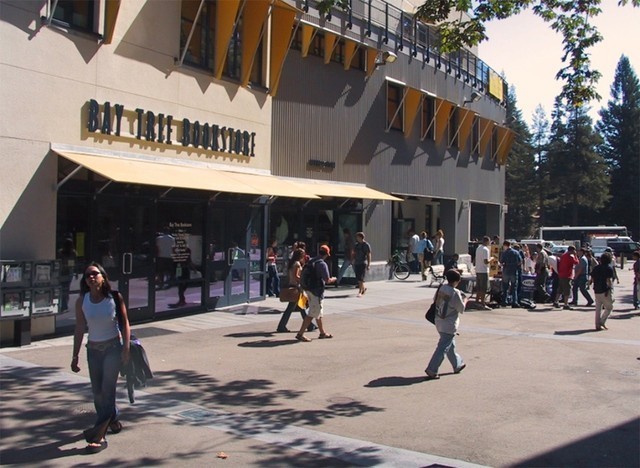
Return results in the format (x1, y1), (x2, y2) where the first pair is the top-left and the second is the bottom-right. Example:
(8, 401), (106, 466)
(225, 331), (278, 338)
(511, 417), (640, 467)
(237, 339), (298, 347)
(553, 329), (599, 336)
(365, 376), (426, 387)
(2, 364), (388, 465)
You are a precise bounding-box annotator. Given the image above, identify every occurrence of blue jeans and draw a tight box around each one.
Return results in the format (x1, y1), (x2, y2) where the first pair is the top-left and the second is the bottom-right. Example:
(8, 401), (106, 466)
(277, 301), (309, 331)
(427, 332), (463, 374)
(433, 251), (443, 265)
(87, 341), (122, 428)
(266, 264), (280, 296)
(410, 253), (420, 273)
(502, 272), (518, 305)
(572, 275), (593, 305)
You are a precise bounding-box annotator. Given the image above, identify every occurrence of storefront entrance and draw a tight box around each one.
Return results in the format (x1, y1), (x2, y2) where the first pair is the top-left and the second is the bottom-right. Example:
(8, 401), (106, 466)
(92, 196), (156, 322)
(56, 190), (266, 328)
(206, 204), (265, 308)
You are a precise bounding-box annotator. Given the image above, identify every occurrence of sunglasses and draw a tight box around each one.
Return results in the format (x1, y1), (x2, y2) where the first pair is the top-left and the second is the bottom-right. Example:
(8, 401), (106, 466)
(85, 271), (101, 277)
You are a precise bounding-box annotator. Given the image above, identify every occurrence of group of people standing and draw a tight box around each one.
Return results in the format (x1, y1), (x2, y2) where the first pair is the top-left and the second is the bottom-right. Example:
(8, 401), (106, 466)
(407, 229), (445, 280)
(488, 239), (624, 331)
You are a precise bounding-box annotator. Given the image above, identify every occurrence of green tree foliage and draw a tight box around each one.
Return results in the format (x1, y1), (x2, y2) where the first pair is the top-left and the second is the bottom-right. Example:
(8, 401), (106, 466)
(530, 105), (550, 227)
(596, 55), (640, 238)
(545, 101), (610, 225)
(504, 88), (538, 239)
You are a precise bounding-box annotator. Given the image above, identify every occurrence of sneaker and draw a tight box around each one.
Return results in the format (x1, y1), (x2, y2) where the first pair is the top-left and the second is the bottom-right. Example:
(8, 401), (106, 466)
(563, 305), (572, 310)
(553, 303), (560, 308)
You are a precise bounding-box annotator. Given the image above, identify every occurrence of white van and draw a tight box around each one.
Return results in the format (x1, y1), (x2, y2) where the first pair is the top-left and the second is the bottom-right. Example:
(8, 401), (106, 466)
(518, 239), (556, 251)
(590, 236), (633, 247)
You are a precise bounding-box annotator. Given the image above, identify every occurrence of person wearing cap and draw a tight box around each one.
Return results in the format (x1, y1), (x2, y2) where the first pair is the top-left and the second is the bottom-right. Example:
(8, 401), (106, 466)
(353, 231), (372, 297)
(295, 245), (336, 342)
(558, 246), (579, 309)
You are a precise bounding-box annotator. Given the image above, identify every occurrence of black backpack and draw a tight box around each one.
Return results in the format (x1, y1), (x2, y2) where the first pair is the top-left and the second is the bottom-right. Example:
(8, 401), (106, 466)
(300, 259), (321, 291)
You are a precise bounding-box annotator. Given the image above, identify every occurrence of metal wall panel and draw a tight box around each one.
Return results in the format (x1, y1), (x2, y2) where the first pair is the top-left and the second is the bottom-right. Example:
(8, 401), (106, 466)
(272, 53), (505, 206)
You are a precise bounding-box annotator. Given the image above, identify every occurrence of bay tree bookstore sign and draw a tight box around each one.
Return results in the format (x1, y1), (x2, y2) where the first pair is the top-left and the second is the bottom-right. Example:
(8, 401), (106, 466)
(86, 99), (256, 157)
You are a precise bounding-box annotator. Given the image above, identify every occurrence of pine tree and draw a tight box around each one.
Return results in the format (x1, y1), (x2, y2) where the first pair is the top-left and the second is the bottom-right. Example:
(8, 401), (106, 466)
(530, 105), (550, 227)
(504, 87), (537, 239)
(546, 100), (609, 225)
(596, 55), (640, 238)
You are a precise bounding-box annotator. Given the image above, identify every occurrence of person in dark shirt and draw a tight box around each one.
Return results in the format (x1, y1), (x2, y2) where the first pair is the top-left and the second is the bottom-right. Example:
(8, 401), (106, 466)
(500, 241), (522, 307)
(444, 253), (463, 274)
(590, 252), (615, 331)
(296, 245), (336, 342)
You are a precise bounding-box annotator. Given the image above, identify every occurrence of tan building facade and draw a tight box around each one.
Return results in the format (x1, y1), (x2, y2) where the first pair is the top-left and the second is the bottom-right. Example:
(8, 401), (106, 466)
(1, 0), (511, 343)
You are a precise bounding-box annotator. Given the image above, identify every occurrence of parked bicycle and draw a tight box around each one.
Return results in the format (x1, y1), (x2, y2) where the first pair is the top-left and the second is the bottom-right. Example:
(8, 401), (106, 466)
(388, 250), (410, 280)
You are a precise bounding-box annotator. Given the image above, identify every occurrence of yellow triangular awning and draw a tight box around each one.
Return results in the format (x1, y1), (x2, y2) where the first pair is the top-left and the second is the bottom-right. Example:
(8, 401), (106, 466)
(434, 98), (454, 146)
(103, 0), (121, 44)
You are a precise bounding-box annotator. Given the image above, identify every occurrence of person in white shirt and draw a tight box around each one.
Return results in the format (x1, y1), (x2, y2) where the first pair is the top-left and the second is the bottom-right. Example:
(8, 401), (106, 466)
(407, 229), (420, 273)
(474, 236), (493, 309)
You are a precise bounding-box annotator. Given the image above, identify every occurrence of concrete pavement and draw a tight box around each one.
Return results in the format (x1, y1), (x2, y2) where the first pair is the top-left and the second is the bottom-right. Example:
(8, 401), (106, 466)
(2, 268), (639, 467)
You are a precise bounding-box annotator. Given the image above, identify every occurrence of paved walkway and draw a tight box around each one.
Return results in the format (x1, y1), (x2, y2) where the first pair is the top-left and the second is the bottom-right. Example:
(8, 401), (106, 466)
(2, 269), (639, 467)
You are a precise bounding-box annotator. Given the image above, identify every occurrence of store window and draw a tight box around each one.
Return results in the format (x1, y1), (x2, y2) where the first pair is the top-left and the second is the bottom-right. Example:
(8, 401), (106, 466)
(180, 0), (215, 70)
(52, 0), (96, 31)
(224, 18), (242, 79)
(387, 83), (403, 132)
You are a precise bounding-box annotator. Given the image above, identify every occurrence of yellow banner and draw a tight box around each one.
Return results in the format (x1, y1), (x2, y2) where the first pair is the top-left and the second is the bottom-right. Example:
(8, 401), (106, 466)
(488, 70), (504, 101)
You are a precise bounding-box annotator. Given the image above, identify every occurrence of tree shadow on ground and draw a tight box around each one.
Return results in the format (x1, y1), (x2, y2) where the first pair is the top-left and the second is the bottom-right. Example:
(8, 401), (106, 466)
(1, 362), (388, 466)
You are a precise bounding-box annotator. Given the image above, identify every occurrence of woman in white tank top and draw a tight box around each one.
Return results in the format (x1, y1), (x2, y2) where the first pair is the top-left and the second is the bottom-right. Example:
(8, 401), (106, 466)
(71, 262), (131, 454)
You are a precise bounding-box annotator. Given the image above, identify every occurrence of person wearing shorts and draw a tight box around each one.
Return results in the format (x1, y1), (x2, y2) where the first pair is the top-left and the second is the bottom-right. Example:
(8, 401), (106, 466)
(296, 245), (336, 342)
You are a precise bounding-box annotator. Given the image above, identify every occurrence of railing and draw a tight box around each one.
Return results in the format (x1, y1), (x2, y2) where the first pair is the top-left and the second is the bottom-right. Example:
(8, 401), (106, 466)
(300, 0), (505, 105)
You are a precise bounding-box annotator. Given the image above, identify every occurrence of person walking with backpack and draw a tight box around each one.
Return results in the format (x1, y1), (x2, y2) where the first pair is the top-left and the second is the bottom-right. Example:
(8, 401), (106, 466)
(296, 245), (336, 342)
(71, 262), (130, 453)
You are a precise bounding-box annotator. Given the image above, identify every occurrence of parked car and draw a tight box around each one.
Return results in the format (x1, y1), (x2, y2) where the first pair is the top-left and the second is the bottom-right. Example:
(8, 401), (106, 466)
(551, 246), (568, 256)
(590, 245), (608, 259)
(607, 241), (640, 259)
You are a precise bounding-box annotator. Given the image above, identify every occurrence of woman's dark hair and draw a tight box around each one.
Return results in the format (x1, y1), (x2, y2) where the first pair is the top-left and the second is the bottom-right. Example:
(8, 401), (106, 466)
(599, 252), (612, 265)
(80, 261), (112, 297)
(445, 269), (461, 283)
(288, 248), (305, 270)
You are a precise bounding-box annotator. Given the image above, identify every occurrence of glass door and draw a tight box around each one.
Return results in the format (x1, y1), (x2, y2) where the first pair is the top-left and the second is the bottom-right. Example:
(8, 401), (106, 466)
(154, 201), (205, 315)
(206, 203), (262, 308)
(92, 196), (155, 322)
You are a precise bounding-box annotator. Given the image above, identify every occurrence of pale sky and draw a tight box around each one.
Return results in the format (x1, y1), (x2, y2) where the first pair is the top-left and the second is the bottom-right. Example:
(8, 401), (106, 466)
(478, 0), (640, 127)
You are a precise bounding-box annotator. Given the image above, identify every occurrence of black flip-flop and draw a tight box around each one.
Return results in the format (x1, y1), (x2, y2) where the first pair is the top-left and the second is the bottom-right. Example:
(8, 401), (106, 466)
(85, 439), (107, 454)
